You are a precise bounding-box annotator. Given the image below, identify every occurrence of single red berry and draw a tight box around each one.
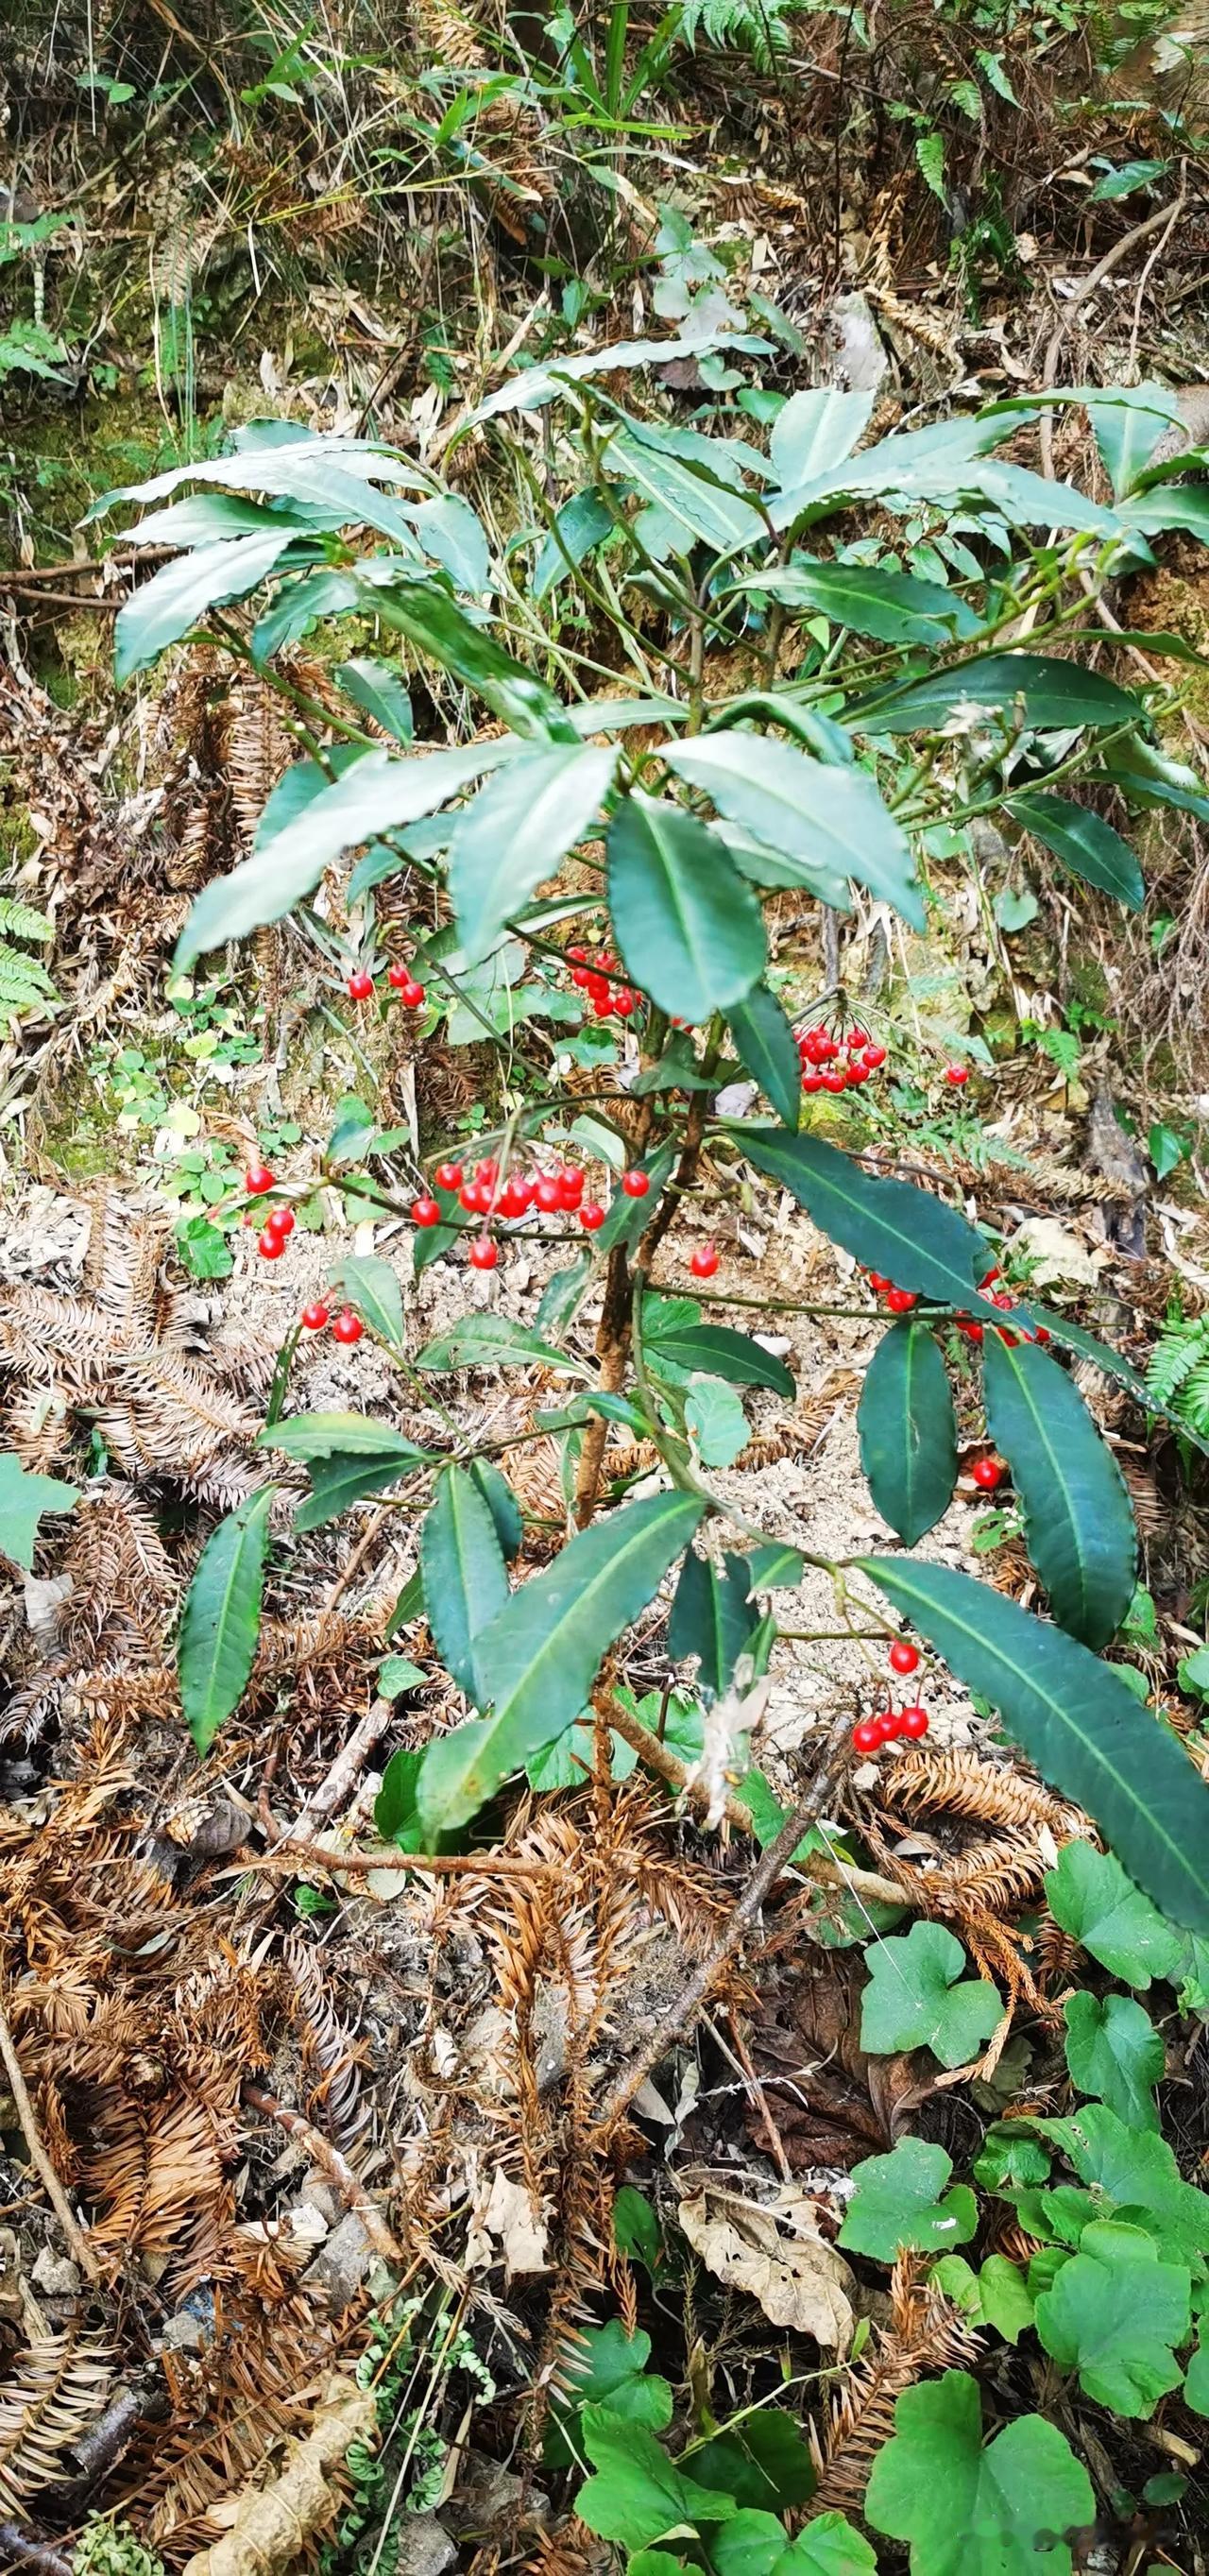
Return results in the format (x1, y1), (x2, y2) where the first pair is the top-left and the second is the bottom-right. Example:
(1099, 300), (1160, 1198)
(852, 1719), (881, 1754)
(613, 989), (636, 1018)
(567, 943), (587, 964)
(886, 1287), (918, 1313)
(822, 1069), (847, 1094)
(979, 1265), (1002, 1288)
(959, 1319), (984, 1344)
(872, 1711), (901, 1744)
(347, 970), (375, 1001)
(944, 1063), (969, 1086)
(862, 1044), (887, 1070)
(397, 978), (425, 1009)
(499, 1177), (530, 1219)
(622, 1169), (650, 1198)
(971, 1455), (1005, 1492)
(412, 1195), (441, 1228)
(246, 1164), (276, 1195)
(1035, 1324), (1051, 1345)
(690, 1242), (720, 1279)
(846, 1027), (869, 1049)
(387, 961), (411, 990)
(847, 1062), (871, 1084)
(475, 1159), (499, 1186)
(571, 964), (592, 988)
(257, 1228), (285, 1260)
(899, 1705), (929, 1740)
(332, 1307), (364, 1345)
(802, 1072), (824, 1094)
(300, 1301), (330, 1331)
(580, 1201), (605, 1231)
(819, 1037), (840, 1063)
(592, 994), (614, 1019)
(868, 1272), (891, 1294)
(434, 1162), (463, 1192)
(557, 1168), (585, 1208)
(889, 1639), (920, 1676)
(535, 1174), (563, 1213)
(468, 1235), (499, 1271)
(265, 1204), (295, 1238)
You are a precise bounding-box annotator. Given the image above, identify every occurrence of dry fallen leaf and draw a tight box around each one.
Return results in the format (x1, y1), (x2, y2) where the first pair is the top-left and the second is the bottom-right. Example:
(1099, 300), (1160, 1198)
(180, 2373), (376, 2576)
(467, 2165), (550, 2279)
(677, 2179), (856, 2349)
(1006, 1217), (1102, 1289)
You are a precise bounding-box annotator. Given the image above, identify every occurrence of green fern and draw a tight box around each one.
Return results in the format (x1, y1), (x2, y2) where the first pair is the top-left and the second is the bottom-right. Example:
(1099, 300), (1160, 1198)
(0, 892), (59, 1013)
(1147, 1315), (1209, 1433)
(673, 0), (801, 69)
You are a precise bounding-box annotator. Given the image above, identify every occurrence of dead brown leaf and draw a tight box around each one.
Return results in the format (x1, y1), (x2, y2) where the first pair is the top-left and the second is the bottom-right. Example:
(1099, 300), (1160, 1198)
(676, 2177), (856, 2349)
(179, 2374), (376, 2576)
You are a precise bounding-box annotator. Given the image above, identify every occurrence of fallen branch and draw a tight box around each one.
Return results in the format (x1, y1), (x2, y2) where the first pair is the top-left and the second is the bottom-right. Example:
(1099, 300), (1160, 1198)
(244, 2084), (403, 2262)
(0, 2523), (73, 2576)
(0, 1989), (103, 2283)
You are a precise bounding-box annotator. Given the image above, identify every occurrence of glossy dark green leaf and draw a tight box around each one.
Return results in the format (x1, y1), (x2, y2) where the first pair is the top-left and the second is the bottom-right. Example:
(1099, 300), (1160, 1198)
(607, 794), (766, 1022)
(116, 528), (302, 683)
(329, 1254), (404, 1348)
(450, 743), (617, 964)
(259, 1411), (424, 1460)
(417, 1493), (703, 1834)
(855, 651), (1137, 736)
(668, 1548), (758, 1701)
(748, 1542), (806, 1592)
(740, 1126), (1005, 1322)
(533, 488), (615, 598)
(725, 986), (801, 1129)
(295, 1450), (423, 1531)
(667, 735), (923, 930)
(179, 1485), (275, 1754)
(466, 1459), (523, 1561)
(643, 1316), (795, 1396)
(858, 1321), (958, 1544)
(536, 1254), (592, 1333)
(610, 424), (766, 554)
(366, 573), (570, 739)
(335, 657), (414, 742)
(860, 1557), (1209, 1933)
(596, 1143), (677, 1254)
(416, 1314), (584, 1374)
(1008, 793), (1144, 911)
(420, 1466), (510, 1699)
(983, 1335), (1136, 1646)
(734, 558), (977, 643)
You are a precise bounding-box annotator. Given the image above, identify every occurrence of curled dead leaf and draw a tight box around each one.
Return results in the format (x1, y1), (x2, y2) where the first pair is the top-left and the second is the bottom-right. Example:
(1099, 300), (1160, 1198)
(180, 2373), (376, 2576)
(677, 2178), (856, 2350)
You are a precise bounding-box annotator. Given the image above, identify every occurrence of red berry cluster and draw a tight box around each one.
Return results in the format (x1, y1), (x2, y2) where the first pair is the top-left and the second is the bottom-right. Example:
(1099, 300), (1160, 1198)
(411, 1158), (653, 1271)
(866, 1270), (918, 1316)
(954, 1266), (1050, 1350)
(567, 945), (637, 1020)
(853, 1704), (929, 1753)
(298, 1301), (364, 1343)
(347, 965), (426, 1007)
(247, 1170), (297, 1262)
(797, 1023), (887, 1097)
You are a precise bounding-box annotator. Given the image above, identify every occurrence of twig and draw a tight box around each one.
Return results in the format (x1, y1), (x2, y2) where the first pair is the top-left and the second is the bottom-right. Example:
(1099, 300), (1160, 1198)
(0, 2524), (73, 2576)
(0, 1990), (103, 2282)
(1038, 196), (1185, 477)
(0, 584), (122, 614)
(323, 1508), (394, 1614)
(594, 1710), (859, 2131)
(230, 1837), (543, 1879)
(244, 2083), (403, 2262)
(285, 1696), (393, 1844)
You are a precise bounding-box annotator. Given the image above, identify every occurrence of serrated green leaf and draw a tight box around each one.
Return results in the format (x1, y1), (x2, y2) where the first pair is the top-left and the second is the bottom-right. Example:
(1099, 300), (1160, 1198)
(748, 1542), (806, 1592)
(178, 1486), (275, 1754)
(420, 1466), (510, 1701)
(741, 1127), (1003, 1321)
(607, 793), (766, 1021)
(864, 2370), (1094, 2576)
(983, 1334), (1136, 1646)
(365, 571), (570, 739)
(610, 424), (766, 554)
(116, 528), (303, 684)
(465, 1458), (523, 1560)
(533, 488), (614, 599)
(1008, 793), (1144, 911)
(536, 1254), (592, 1334)
(860, 1921), (1001, 2069)
(860, 1558), (1209, 1933)
(415, 1313), (586, 1374)
(328, 1254), (404, 1348)
(0, 1452), (79, 1571)
(734, 558), (977, 645)
(1034, 2101), (1209, 2263)
(725, 985), (802, 1129)
(543, 2324), (672, 2469)
(668, 1548), (757, 1701)
(450, 744), (617, 964)
(335, 656), (414, 742)
(1063, 1992), (1162, 2130)
(294, 1451), (421, 1531)
(1043, 1842), (1183, 1987)
(858, 1320), (957, 1544)
(1033, 2220), (1189, 2417)
(856, 651), (1136, 736)
(839, 2137), (978, 2261)
(769, 387), (874, 489)
(643, 1317), (794, 1396)
(666, 735), (924, 930)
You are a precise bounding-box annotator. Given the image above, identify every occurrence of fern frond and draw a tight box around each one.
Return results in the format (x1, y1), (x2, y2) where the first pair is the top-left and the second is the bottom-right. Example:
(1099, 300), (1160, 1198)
(0, 2334), (113, 2511)
(676, 0), (799, 65)
(0, 896), (53, 941)
(1147, 1317), (1209, 1410)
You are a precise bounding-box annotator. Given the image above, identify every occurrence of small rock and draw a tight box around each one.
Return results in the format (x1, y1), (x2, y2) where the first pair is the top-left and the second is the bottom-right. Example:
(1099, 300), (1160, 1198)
(30, 2248), (81, 2296)
(302, 2210), (374, 2308)
(396, 2516), (456, 2576)
(162, 2310), (206, 2352)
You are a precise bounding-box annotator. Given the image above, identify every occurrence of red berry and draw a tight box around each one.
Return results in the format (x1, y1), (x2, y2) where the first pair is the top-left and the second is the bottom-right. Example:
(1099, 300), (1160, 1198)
(889, 1640), (920, 1676)
(958, 1317), (984, 1344)
(613, 990), (636, 1018)
(979, 1266), (1002, 1288)
(258, 1229), (285, 1260)
(246, 1164), (276, 1195)
(397, 978), (426, 1009)
(846, 1028), (869, 1049)
(822, 1069), (847, 1094)
(468, 1235), (499, 1271)
(300, 1302), (330, 1331)
(572, 964), (592, 988)
(579, 1201), (604, 1231)
(802, 1072), (824, 1094)
(873, 1712), (901, 1744)
(567, 943), (587, 964)
(332, 1307), (364, 1345)
(387, 961), (411, 989)
(846, 1062), (871, 1085)
(868, 1271), (891, 1294)
(862, 1044), (887, 1070)
(819, 1037), (840, 1063)
(886, 1288), (918, 1314)
(592, 995), (614, 1019)
(557, 1168), (585, 1208)
(265, 1205), (295, 1238)
(622, 1169), (650, 1198)
(944, 1063), (969, 1086)
(434, 1162), (463, 1192)
(899, 1705), (929, 1740)
(535, 1175), (563, 1213)
(1035, 1324), (1051, 1345)
(412, 1195), (441, 1228)
(499, 1177), (531, 1219)
(971, 1455), (1005, 1492)
(852, 1720), (881, 1754)
(690, 1242), (720, 1279)
(348, 971), (375, 1001)
(475, 1160), (499, 1186)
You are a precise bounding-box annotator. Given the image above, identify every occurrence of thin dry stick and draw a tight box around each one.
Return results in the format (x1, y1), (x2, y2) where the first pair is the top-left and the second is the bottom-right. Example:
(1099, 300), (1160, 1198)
(0, 2525), (73, 2576)
(1038, 196), (1186, 476)
(0, 1990), (103, 2283)
(244, 2083), (403, 2262)
(229, 1837), (544, 1880)
(595, 1710), (857, 2132)
(285, 1696), (393, 1844)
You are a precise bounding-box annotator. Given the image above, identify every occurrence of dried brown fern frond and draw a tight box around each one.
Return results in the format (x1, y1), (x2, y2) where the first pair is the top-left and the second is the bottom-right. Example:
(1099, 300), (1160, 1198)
(82, 2090), (230, 2262)
(282, 1934), (367, 2155)
(227, 682), (294, 852)
(808, 2256), (980, 2518)
(884, 1747), (1089, 1841)
(0, 2333), (113, 2513)
(520, 2520), (602, 2576)
(58, 1489), (178, 1659)
(928, 1829), (1053, 1911)
(131, 2299), (366, 2558)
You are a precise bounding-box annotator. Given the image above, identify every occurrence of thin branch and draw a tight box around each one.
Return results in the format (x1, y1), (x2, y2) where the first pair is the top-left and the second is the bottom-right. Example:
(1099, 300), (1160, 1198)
(244, 2084), (403, 2262)
(0, 1989), (103, 2282)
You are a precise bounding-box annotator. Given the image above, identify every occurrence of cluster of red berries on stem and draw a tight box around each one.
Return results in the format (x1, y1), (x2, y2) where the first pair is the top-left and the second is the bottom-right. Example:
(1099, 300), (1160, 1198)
(953, 1266), (1049, 1351)
(797, 1022), (887, 1097)
(407, 1158), (655, 1270)
(566, 945), (637, 1020)
(298, 1301), (364, 1343)
(853, 1638), (929, 1751)
(247, 1169), (298, 1263)
(346, 964), (426, 1007)
(866, 1270), (918, 1316)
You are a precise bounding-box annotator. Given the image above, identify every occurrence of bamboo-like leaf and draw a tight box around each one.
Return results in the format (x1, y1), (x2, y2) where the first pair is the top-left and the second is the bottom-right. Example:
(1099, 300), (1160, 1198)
(420, 1467), (510, 1700)
(643, 1316), (795, 1396)
(667, 735), (924, 929)
(259, 1411), (428, 1460)
(295, 1451), (423, 1531)
(179, 1485), (275, 1754)
(983, 1335), (1136, 1646)
(329, 1254), (404, 1348)
(115, 528), (303, 684)
(858, 1321), (958, 1544)
(1008, 793), (1144, 911)
(668, 1548), (757, 1701)
(415, 1314), (586, 1375)
(450, 743), (618, 964)
(860, 1557), (1209, 1932)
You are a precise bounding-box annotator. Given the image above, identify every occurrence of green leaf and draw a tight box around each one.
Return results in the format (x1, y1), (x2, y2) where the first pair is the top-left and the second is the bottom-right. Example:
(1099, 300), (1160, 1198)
(1084, 383), (1183, 495)
(642, 1317), (795, 1396)
(335, 656), (414, 742)
(1044, 1842), (1183, 1988)
(858, 1320), (958, 1545)
(450, 744), (617, 964)
(328, 1254), (404, 1348)
(860, 1922), (1001, 2069)
(576, 2408), (739, 2550)
(740, 1128), (1000, 1320)
(1063, 1991), (1162, 2131)
(465, 1458), (523, 1561)
(533, 488), (614, 599)
(668, 1548), (758, 1701)
(378, 1655), (426, 1697)
(596, 1144), (678, 1255)
(1032, 2220), (1189, 2417)
(294, 1451), (422, 1531)
(975, 2126), (1051, 2191)
(177, 740), (517, 966)
(417, 1493), (704, 1834)
(420, 1467), (510, 1700)
(725, 986), (802, 1129)
(685, 1375), (750, 1469)
(1184, 2337), (1209, 2413)
(982, 1334), (1136, 1646)
(409, 494), (489, 593)
(537, 1254), (592, 1335)
(1149, 1121), (1187, 1181)
(839, 2137), (978, 2262)
(856, 651), (1137, 736)
(863, 2370), (1095, 2576)
(260, 1411), (428, 1461)
(607, 793), (766, 1022)
(0, 1452), (79, 1571)
(860, 1558), (1209, 1934)
(415, 1313), (585, 1375)
(178, 1486), (275, 1755)
(667, 735), (924, 930)
(366, 572), (570, 739)
(1034, 2101), (1209, 2264)
(769, 388), (874, 489)
(610, 423), (766, 554)
(690, 2416), (817, 2514)
(613, 2190), (664, 2277)
(976, 2254), (1036, 2345)
(738, 559), (977, 644)
(115, 528), (302, 684)
(711, 2508), (875, 2576)
(374, 1748), (431, 1851)
(748, 1542), (806, 1592)
(1008, 793), (1144, 911)
(543, 2325), (673, 2468)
